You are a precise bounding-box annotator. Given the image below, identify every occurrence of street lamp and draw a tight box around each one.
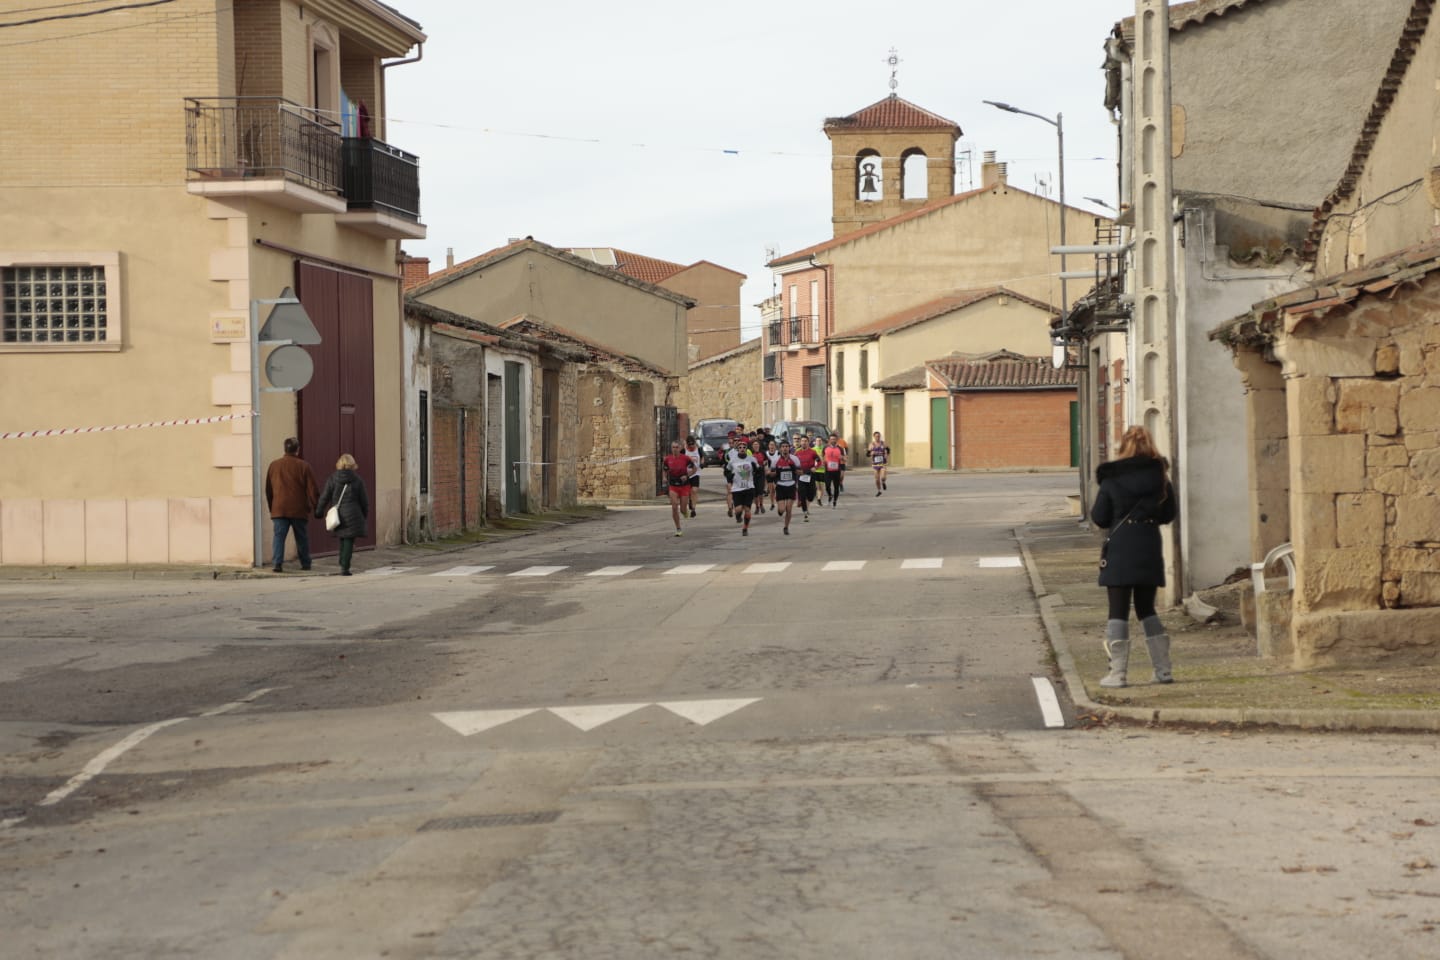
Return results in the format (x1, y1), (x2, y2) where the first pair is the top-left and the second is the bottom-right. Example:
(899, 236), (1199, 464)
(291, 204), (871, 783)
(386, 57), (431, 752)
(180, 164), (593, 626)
(982, 99), (1067, 310)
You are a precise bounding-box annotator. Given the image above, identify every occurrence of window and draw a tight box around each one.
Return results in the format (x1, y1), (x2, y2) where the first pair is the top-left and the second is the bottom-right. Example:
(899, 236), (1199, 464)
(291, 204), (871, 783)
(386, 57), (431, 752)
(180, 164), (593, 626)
(860, 349), (869, 389)
(835, 350), (844, 391)
(763, 354), (778, 380)
(902, 148), (929, 199)
(835, 406), (844, 434)
(1, 253), (122, 352)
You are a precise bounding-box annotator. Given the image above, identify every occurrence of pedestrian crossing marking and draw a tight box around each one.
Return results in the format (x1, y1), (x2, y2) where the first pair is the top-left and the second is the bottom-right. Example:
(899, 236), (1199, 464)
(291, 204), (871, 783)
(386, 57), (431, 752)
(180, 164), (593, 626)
(978, 557), (1023, 568)
(588, 565), (641, 577)
(511, 565), (567, 577)
(364, 566), (416, 577)
(901, 558), (943, 569)
(432, 565), (495, 577)
(666, 564), (716, 575)
(657, 698), (761, 726)
(432, 699), (763, 736)
(823, 560), (867, 571)
(433, 708), (539, 736)
(548, 703), (649, 731)
(744, 562), (791, 574)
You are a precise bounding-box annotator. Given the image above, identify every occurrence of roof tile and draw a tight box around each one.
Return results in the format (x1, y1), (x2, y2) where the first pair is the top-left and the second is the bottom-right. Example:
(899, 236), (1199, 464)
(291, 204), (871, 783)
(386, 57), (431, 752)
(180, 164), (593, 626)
(928, 354), (1079, 390)
(823, 95), (960, 132)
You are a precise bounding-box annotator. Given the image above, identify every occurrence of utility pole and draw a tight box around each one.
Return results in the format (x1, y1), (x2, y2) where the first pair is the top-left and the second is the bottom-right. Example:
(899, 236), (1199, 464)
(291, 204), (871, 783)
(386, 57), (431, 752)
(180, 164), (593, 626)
(1133, 0), (1181, 602)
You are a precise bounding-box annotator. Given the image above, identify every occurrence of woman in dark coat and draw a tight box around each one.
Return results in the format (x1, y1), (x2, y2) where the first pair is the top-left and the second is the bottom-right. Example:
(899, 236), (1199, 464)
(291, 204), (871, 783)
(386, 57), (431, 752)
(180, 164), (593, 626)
(315, 453), (369, 576)
(1092, 425), (1177, 688)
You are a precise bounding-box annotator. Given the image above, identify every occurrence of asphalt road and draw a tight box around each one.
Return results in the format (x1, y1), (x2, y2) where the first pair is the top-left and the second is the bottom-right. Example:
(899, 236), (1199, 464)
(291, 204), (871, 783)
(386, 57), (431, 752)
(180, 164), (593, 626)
(3, 472), (1438, 959)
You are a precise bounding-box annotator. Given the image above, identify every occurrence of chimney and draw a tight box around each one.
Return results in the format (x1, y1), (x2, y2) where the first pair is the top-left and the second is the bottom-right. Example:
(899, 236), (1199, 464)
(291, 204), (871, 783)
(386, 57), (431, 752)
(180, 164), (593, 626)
(398, 253), (430, 290)
(445, 247), (455, 269)
(981, 151), (1008, 188)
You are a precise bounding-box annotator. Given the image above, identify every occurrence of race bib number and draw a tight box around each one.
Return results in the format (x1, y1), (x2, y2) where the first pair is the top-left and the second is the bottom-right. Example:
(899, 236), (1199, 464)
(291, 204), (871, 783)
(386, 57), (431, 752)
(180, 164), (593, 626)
(779, 469), (794, 483)
(873, 455), (884, 464)
(800, 473), (811, 483)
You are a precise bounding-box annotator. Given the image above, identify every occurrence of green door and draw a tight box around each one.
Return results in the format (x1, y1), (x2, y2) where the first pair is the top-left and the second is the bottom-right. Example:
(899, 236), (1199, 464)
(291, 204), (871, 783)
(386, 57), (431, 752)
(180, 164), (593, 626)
(504, 361), (523, 514)
(1070, 401), (1080, 468)
(930, 397), (949, 470)
(884, 393), (905, 467)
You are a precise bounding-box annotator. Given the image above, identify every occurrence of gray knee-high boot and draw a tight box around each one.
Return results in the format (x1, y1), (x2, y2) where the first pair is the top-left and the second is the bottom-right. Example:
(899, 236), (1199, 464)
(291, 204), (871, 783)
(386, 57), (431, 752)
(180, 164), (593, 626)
(1141, 615), (1173, 683)
(1100, 619), (1130, 688)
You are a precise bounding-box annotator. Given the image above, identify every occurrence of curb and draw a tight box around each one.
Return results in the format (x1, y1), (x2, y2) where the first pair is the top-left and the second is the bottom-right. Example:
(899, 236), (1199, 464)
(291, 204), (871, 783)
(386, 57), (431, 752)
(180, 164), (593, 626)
(1016, 528), (1440, 733)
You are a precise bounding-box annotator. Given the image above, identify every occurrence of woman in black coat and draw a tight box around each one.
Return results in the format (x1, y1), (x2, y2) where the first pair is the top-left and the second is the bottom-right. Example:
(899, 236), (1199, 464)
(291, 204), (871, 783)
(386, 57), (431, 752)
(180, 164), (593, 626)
(315, 453), (369, 576)
(1092, 426), (1177, 688)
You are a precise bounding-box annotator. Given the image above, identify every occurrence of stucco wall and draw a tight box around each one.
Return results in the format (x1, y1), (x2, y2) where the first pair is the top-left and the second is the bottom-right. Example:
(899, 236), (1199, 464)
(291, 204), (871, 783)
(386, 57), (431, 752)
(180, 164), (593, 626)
(415, 252), (690, 375)
(882, 298), (1054, 370)
(661, 263), (744, 363)
(1170, 0), (1412, 209)
(823, 186), (1097, 330)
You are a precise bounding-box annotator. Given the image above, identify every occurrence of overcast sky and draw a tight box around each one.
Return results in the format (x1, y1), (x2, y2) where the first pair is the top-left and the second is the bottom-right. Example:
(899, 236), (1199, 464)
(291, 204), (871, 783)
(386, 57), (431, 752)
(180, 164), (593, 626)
(387, 0), (1142, 335)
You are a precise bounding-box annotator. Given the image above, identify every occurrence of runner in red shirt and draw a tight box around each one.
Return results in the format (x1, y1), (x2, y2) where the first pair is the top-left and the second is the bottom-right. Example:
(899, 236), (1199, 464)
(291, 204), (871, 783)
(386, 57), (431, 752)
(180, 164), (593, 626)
(663, 441), (695, 537)
(771, 440), (801, 534)
(793, 436), (821, 522)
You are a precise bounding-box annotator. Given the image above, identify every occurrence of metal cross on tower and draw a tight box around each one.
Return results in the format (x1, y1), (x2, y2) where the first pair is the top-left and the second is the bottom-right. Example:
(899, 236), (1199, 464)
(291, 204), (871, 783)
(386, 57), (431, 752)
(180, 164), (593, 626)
(886, 48), (901, 94)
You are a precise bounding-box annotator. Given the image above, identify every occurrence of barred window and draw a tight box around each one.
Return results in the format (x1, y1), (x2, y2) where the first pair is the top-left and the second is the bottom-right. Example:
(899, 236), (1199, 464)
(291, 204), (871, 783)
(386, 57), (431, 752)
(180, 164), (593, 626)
(1, 253), (121, 352)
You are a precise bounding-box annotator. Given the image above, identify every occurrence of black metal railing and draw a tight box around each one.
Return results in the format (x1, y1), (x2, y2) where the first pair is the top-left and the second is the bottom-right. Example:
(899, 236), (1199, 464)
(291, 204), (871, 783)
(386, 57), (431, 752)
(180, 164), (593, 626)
(768, 315), (820, 349)
(342, 137), (421, 221)
(768, 319), (783, 347)
(186, 97), (342, 195)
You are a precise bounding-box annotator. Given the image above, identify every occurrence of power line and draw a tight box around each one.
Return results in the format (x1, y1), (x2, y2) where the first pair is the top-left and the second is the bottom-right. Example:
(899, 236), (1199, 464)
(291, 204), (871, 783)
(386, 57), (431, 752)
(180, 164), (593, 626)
(0, 0), (219, 45)
(0, 0), (173, 29)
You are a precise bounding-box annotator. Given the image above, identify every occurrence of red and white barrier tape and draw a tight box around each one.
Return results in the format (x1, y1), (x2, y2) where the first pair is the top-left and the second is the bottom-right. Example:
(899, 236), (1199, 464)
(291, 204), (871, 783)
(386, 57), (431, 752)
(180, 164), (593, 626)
(0, 410), (254, 440)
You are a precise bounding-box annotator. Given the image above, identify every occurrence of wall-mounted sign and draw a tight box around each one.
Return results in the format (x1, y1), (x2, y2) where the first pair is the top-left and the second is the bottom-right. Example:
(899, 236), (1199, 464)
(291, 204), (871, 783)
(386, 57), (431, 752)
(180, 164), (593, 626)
(210, 314), (247, 341)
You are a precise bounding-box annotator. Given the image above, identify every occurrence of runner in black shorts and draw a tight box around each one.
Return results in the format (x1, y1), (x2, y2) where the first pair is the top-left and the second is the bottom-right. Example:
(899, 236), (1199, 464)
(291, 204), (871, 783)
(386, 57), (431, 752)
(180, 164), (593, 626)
(683, 435), (702, 517)
(794, 436), (820, 521)
(771, 440), (801, 534)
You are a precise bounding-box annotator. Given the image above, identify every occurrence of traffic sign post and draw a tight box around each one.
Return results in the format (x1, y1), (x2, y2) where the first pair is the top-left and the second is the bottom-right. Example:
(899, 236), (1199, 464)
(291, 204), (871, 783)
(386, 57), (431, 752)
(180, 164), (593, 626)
(250, 288), (320, 567)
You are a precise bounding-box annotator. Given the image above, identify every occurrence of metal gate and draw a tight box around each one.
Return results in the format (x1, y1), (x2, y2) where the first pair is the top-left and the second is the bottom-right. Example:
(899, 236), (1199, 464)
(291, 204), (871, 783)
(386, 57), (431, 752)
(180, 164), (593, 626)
(654, 404), (679, 495)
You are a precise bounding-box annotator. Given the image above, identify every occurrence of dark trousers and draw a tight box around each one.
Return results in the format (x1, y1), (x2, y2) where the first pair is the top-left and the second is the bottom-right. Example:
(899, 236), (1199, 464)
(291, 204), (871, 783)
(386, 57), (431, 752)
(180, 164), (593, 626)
(824, 472), (843, 501)
(1107, 585), (1158, 621)
(271, 517), (311, 568)
(338, 538), (355, 572)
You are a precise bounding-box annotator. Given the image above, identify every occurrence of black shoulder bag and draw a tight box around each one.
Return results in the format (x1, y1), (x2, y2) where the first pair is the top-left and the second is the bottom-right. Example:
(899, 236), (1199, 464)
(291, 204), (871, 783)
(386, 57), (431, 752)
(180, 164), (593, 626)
(1098, 502), (1142, 570)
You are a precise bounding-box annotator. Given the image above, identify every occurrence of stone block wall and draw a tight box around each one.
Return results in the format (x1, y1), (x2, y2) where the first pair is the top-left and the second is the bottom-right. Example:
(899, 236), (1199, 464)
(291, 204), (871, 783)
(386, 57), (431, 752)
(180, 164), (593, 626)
(675, 341), (761, 430)
(577, 367), (657, 501)
(1276, 276), (1440, 664)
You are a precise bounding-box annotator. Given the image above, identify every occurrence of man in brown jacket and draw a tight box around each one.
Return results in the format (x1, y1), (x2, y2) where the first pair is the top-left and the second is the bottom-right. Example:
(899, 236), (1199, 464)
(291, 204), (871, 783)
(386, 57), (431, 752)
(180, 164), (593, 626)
(265, 437), (320, 573)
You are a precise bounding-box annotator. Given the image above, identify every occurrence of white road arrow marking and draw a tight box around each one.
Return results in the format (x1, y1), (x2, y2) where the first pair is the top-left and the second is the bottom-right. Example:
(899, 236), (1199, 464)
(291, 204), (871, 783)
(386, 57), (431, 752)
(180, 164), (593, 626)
(588, 565), (641, 577)
(432, 709), (539, 736)
(823, 560), (867, 571)
(978, 557), (1023, 568)
(901, 558), (943, 569)
(657, 698), (761, 726)
(432, 565), (494, 576)
(548, 703), (649, 731)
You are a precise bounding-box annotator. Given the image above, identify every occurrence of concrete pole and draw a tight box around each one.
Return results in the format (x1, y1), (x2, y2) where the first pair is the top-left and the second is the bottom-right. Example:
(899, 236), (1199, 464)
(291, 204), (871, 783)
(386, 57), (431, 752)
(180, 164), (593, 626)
(1132, 0), (1181, 602)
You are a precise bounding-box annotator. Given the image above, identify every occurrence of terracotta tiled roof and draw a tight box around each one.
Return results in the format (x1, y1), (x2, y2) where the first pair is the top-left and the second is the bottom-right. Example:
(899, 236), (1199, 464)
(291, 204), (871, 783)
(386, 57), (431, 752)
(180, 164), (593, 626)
(691, 337), (761, 370)
(1117, 0), (1274, 39)
(1212, 237), (1440, 346)
(928, 353), (1079, 391)
(871, 365), (927, 391)
(829, 288), (1057, 343)
(610, 249), (687, 285)
(824, 95), (961, 133)
(498, 315), (673, 378)
(1304, 0), (1435, 261)
(414, 239), (528, 289)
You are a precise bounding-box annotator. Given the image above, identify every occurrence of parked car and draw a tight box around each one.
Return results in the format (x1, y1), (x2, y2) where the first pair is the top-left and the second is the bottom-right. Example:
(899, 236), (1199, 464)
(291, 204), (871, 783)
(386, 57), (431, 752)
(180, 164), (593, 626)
(769, 419), (834, 448)
(694, 418), (739, 466)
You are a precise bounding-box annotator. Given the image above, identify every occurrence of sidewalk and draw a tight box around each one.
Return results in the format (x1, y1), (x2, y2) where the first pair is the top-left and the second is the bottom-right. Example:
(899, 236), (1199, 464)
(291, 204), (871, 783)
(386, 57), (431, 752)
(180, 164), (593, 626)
(1017, 517), (1440, 731)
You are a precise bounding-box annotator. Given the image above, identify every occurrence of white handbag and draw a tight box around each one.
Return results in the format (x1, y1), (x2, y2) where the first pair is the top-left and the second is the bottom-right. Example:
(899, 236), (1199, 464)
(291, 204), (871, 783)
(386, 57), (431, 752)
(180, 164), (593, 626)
(325, 484), (348, 532)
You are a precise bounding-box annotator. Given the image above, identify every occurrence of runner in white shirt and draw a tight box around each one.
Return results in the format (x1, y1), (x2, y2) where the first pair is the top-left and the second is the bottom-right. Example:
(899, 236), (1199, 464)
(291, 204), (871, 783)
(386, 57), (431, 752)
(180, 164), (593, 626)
(683, 435), (703, 517)
(725, 443), (760, 536)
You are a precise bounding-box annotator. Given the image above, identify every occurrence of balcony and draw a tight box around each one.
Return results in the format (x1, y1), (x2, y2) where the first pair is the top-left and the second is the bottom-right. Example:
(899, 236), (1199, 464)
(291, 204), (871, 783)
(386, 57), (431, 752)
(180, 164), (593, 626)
(185, 97), (347, 214)
(767, 315), (820, 351)
(335, 137), (426, 239)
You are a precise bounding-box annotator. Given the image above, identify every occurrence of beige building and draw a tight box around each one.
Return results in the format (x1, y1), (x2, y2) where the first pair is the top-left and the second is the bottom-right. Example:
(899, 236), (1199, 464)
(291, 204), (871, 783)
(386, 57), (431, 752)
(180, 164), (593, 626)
(567, 248), (746, 364)
(1212, 0), (1440, 668)
(827, 289), (1057, 466)
(0, 0), (427, 567)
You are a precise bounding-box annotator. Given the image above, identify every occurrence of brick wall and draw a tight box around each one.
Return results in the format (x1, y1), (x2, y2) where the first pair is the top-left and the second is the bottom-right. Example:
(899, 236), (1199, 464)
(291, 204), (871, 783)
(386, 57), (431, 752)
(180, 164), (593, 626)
(431, 406), (461, 534)
(954, 390), (1076, 469)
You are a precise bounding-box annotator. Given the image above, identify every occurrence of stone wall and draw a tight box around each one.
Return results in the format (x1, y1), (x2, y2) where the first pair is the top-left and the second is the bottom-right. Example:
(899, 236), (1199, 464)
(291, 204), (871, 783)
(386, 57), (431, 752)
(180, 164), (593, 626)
(675, 340), (761, 430)
(1274, 274), (1440, 665)
(577, 367), (657, 501)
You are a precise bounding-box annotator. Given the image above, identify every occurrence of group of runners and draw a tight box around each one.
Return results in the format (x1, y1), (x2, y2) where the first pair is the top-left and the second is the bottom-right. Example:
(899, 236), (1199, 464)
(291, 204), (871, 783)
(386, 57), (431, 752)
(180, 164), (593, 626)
(661, 428), (891, 538)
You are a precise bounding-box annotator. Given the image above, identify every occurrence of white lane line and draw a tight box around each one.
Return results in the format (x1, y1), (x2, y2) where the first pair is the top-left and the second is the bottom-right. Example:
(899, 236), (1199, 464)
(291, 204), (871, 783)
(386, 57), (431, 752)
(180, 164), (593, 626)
(979, 557), (1023, 568)
(548, 703), (649, 731)
(744, 562), (790, 574)
(588, 565), (641, 577)
(432, 565), (494, 576)
(1031, 677), (1067, 729)
(823, 560), (867, 572)
(510, 565), (567, 577)
(666, 564), (716, 575)
(1, 688), (277, 829)
(901, 558), (944, 569)
(364, 566), (416, 577)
